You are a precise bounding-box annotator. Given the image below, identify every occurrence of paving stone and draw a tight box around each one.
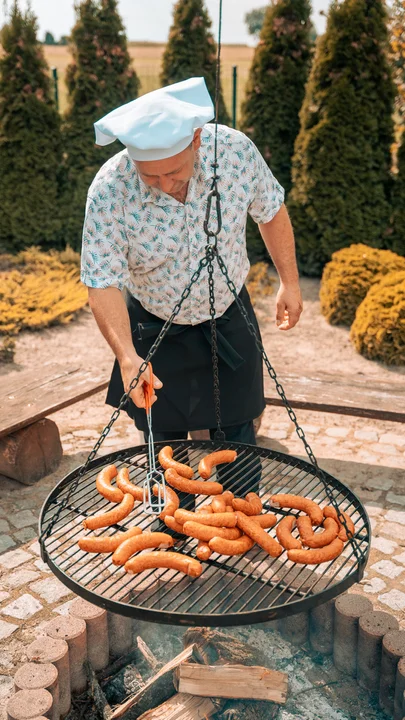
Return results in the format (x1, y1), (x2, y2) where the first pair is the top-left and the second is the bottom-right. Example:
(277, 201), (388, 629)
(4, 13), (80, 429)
(387, 491), (405, 506)
(369, 443), (399, 456)
(379, 433), (405, 447)
(371, 537), (398, 554)
(300, 424), (321, 435)
(0, 548), (32, 570)
(0, 674), (14, 698)
(29, 541), (41, 556)
(366, 476), (394, 491)
(357, 488), (382, 502)
(34, 559), (52, 573)
(393, 552), (405, 565)
(0, 535), (15, 553)
(72, 429), (100, 438)
(10, 510), (39, 529)
(362, 577), (387, 593)
(0, 520), (10, 533)
(0, 619), (18, 640)
(386, 509), (405, 525)
(369, 517), (377, 531)
(354, 430), (379, 442)
(378, 589), (405, 611)
(371, 560), (403, 578)
(365, 504), (384, 517)
(30, 577), (72, 603)
(380, 522), (405, 542)
(325, 427), (350, 438)
(62, 443), (74, 451)
(321, 437), (338, 446)
(0, 650), (14, 670)
(14, 527), (37, 544)
(356, 452), (378, 465)
(0, 593), (10, 603)
(0, 593), (43, 619)
(270, 430), (288, 440)
(53, 599), (76, 616)
(4, 569), (41, 589)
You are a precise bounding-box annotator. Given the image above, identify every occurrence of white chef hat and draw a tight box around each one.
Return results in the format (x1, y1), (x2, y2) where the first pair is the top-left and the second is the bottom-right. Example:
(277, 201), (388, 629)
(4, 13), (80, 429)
(94, 77), (214, 161)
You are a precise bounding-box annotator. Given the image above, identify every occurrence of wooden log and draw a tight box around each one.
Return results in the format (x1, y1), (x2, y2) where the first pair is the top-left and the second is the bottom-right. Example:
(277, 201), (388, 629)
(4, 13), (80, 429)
(0, 419), (62, 485)
(183, 627), (267, 667)
(176, 663), (287, 704)
(85, 660), (113, 720)
(104, 665), (145, 707)
(136, 693), (218, 719)
(136, 637), (162, 674)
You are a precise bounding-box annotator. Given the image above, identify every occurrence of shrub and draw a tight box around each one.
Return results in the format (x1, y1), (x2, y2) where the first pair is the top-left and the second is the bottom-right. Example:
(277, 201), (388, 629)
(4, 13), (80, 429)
(350, 270), (405, 365)
(0, 337), (16, 364)
(0, 247), (87, 335)
(246, 261), (275, 306)
(320, 243), (405, 326)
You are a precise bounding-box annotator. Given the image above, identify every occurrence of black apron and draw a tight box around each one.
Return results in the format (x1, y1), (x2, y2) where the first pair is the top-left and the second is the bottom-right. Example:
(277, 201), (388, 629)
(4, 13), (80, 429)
(106, 285), (265, 433)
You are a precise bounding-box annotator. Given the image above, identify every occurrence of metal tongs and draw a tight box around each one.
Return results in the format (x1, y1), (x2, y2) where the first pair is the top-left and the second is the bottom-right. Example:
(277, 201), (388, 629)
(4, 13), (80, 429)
(142, 362), (167, 515)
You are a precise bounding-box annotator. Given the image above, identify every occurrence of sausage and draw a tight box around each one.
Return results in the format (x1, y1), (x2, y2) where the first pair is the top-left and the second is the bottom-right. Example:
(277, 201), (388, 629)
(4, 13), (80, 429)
(226, 505), (234, 513)
(96, 465), (123, 503)
(125, 551), (203, 577)
(276, 516), (302, 550)
(209, 534), (255, 556)
(152, 484), (180, 520)
(196, 542), (212, 561)
(174, 509), (237, 528)
(297, 515), (339, 549)
(270, 494), (323, 525)
(78, 526), (142, 553)
(164, 516), (184, 534)
(232, 492), (262, 516)
(222, 491), (234, 504)
(198, 504), (213, 514)
(211, 496), (227, 514)
(165, 468), (223, 496)
(112, 532), (174, 566)
(183, 521), (241, 543)
(323, 506), (355, 542)
(288, 538), (344, 565)
(158, 446), (194, 479)
(252, 514), (277, 529)
(116, 467), (144, 501)
(198, 450), (237, 479)
(83, 493), (134, 530)
(235, 511), (283, 558)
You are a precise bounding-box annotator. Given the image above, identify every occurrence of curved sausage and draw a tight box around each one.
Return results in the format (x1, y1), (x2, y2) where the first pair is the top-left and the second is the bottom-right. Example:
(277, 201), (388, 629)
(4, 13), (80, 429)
(125, 551), (203, 577)
(323, 506), (355, 542)
(96, 465), (123, 503)
(152, 484), (180, 520)
(235, 511), (283, 558)
(174, 509), (237, 528)
(211, 496), (227, 514)
(270, 494), (323, 525)
(232, 492), (262, 516)
(222, 491), (234, 504)
(116, 467), (144, 501)
(198, 450), (237, 480)
(164, 515), (184, 534)
(165, 468), (222, 496)
(288, 538), (344, 565)
(78, 526), (142, 553)
(83, 493), (134, 530)
(196, 542), (212, 561)
(183, 521), (241, 543)
(276, 516), (302, 550)
(158, 446), (194, 479)
(112, 532), (174, 566)
(297, 515), (339, 549)
(209, 534), (254, 556)
(252, 514), (277, 529)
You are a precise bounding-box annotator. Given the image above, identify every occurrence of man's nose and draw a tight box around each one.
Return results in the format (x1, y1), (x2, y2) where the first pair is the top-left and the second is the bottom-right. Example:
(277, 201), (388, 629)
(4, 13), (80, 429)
(158, 176), (174, 193)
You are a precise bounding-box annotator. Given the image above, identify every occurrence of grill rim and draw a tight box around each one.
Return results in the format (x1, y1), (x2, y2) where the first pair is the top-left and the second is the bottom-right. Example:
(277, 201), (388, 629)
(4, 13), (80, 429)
(38, 440), (370, 627)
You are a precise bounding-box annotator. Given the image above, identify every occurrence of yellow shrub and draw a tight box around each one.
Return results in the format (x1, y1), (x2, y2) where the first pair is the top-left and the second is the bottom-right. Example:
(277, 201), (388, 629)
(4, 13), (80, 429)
(0, 247), (88, 336)
(246, 262), (275, 306)
(319, 244), (405, 326)
(350, 271), (405, 365)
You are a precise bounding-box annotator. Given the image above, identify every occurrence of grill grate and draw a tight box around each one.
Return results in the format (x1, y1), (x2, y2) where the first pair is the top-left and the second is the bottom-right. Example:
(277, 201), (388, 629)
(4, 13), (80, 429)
(39, 441), (370, 626)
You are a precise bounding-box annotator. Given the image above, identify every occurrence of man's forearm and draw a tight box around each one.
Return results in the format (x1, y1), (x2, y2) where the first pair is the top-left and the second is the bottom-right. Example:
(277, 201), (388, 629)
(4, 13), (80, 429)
(258, 204), (299, 286)
(87, 287), (138, 366)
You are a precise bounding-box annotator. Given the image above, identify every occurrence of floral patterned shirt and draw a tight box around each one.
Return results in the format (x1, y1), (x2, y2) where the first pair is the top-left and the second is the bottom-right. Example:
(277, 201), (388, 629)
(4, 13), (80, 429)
(81, 124), (284, 325)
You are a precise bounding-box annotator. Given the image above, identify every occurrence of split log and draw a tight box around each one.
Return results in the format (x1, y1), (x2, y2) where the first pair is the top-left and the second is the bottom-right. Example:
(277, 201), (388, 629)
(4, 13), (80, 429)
(137, 693), (219, 719)
(183, 627), (268, 667)
(176, 663), (287, 704)
(104, 665), (145, 707)
(98, 650), (139, 683)
(136, 637), (162, 674)
(85, 660), (113, 720)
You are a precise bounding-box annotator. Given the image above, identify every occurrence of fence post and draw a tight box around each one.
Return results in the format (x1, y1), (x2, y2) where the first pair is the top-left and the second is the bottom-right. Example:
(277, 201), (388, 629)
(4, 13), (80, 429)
(51, 67), (59, 111)
(232, 65), (237, 129)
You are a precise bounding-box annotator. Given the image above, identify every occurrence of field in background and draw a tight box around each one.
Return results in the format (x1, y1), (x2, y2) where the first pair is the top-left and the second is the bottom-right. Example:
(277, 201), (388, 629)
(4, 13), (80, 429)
(43, 42), (254, 125)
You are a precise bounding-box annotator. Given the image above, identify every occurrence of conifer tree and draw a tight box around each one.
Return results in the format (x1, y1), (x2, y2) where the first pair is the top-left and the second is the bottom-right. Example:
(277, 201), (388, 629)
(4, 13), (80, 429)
(160, 0), (230, 124)
(0, 2), (62, 252)
(389, 0), (405, 128)
(391, 137), (405, 255)
(288, 0), (396, 276)
(62, 0), (139, 250)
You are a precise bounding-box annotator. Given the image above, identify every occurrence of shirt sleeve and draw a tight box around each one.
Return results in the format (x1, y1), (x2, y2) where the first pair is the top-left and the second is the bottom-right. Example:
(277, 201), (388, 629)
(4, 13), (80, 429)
(246, 139), (285, 225)
(80, 192), (130, 290)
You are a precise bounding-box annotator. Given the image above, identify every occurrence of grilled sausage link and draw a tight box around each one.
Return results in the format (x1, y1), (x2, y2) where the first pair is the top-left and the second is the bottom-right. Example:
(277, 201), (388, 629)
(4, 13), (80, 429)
(125, 551), (203, 577)
(164, 515), (184, 534)
(276, 515), (302, 550)
(198, 450), (237, 479)
(183, 521), (241, 542)
(165, 468), (222, 496)
(196, 542), (212, 561)
(209, 534), (254, 556)
(83, 493), (134, 530)
(235, 511), (283, 558)
(211, 496), (227, 514)
(323, 506), (355, 542)
(232, 492), (262, 516)
(112, 532), (174, 566)
(288, 538), (344, 565)
(252, 514), (277, 529)
(158, 446), (194, 479)
(96, 465), (123, 503)
(78, 526), (142, 553)
(152, 484), (180, 520)
(270, 494), (323, 525)
(297, 515), (339, 549)
(116, 467), (144, 501)
(174, 509), (237, 528)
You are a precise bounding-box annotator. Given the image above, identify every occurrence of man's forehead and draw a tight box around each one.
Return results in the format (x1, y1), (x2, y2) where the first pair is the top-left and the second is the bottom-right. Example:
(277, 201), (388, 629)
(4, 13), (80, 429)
(135, 151), (189, 176)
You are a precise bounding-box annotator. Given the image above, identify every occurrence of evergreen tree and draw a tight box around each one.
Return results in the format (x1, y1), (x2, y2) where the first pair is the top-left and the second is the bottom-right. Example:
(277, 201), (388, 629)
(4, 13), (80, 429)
(0, 2), (62, 252)
(391, 137), (405, 255)
(160, 0), (230, 125)
(288, 0), (396, 276)
(62, 0), (139, 250)
(389, 0), (405, 129)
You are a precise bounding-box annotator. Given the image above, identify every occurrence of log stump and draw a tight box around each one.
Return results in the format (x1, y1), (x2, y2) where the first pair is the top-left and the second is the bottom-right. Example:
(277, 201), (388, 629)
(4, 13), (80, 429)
(0, 419), (62, 485)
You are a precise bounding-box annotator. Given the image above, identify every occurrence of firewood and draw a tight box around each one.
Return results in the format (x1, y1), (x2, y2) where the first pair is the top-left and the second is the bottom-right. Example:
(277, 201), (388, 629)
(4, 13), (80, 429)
(136, 693), (219, 719)
(136, 636), (162, 674)
(183, 627), (267, 667)
(104, 665), (145, 707)
(98, 650), (139, 683)
(176, 663), (287, 704)
(85, 660), (113, 720)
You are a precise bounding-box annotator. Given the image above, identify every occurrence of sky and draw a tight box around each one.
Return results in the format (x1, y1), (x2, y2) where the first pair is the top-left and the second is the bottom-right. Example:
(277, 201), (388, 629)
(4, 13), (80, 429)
(0, 1), (332, 44)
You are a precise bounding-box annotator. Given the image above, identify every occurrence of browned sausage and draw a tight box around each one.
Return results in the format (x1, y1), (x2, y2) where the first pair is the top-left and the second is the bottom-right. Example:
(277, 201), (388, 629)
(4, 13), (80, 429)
(183, 521), (241, 542)
(323, 506), (355, 542)
(152, 484), (180, 520)
(196, 542), (212, 561)
(125, 552), (203, 577)
(164, 515), (184, 534)
(209, 534), (254, 556)
(276, 516), (302, 550)
(96, 465), (123, 503)
(83, 494), (134, 530)
(288, 538), (344, 565)
(112, 532), (174, 566)
(78, 526), (142, 553)
(297, 515), (339, 549)
(222, 490), (234, 504)
(232, 492), (262, 516)
(252, 514), (277, 529)
(211, 496), (227, 514)
(270, 494), (323, 525)
(235, 511), (283, 558)
(198, 450), (237, 479)
(165, 468), (223, 496)
(174, 509), (237, 528)
(116, 467), (144, 501)
(158, 446), (194, 479)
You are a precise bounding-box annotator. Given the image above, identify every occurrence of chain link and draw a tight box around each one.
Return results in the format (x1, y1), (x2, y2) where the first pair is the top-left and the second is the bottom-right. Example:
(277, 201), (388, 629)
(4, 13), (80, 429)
(207, 245), (225, 442)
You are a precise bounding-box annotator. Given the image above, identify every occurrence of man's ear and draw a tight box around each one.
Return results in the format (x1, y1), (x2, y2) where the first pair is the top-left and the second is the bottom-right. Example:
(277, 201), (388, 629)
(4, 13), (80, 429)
(192, 128), (203, 151)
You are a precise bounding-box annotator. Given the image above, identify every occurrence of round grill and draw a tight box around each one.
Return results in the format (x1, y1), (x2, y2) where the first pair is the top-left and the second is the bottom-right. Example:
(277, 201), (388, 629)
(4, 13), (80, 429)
(39, 440), (370, 627)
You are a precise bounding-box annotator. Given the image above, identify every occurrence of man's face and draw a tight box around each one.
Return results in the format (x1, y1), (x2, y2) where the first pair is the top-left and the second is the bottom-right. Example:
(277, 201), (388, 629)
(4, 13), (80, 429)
(135, 129), (202, 195)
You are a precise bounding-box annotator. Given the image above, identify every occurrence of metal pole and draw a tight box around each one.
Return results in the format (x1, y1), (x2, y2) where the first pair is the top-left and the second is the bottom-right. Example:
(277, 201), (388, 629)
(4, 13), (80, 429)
(51, 67), (59, 111)
(232, 65), (237, 129)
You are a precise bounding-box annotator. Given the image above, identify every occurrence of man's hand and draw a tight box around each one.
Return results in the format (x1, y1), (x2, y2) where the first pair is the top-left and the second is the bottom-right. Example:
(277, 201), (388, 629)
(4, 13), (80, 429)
(276, 282), (303, 330)
(120, 355), (163, 408)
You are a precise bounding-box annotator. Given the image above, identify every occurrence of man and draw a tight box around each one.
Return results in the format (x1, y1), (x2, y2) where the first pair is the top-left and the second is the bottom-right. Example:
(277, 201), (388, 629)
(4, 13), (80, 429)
(81, 77), (303, 454)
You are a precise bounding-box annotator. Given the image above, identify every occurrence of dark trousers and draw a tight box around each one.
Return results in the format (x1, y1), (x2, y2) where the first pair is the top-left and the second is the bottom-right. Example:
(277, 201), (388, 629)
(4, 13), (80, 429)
(143, 420), (262, 512)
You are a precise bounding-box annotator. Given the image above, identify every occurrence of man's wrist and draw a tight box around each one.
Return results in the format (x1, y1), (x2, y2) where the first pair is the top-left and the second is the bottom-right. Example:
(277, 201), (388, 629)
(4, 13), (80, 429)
(118, 350), (140, 369)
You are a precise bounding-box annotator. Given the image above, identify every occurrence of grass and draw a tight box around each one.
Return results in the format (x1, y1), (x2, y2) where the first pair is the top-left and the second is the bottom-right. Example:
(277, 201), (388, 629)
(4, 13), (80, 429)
(43, 42), (254, 125)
